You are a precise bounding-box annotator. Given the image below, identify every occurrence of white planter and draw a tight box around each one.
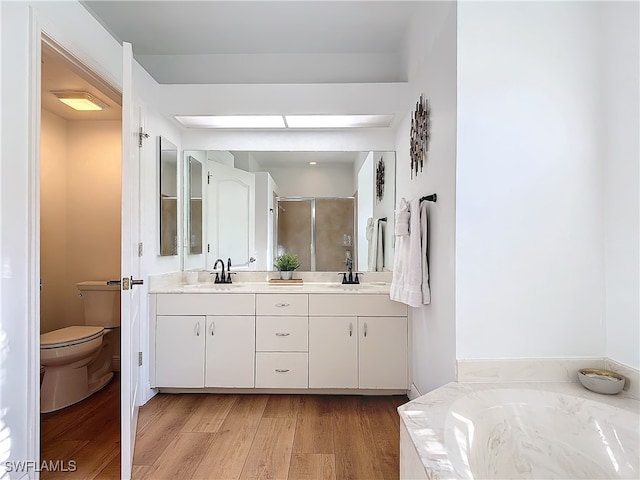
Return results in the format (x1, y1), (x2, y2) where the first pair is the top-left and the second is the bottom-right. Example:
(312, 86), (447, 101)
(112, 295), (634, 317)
(279, 271), (293, 280)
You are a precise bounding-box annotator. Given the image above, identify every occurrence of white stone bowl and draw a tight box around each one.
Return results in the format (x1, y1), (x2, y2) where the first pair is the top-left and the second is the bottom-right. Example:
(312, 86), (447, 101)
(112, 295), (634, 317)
(578, 368), (625, 395)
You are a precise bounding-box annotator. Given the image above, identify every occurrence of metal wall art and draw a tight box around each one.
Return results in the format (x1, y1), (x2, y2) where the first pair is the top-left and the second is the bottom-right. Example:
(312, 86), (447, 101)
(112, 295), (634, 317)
(410, 94), (430, 178)
(376, 156), (385, 202)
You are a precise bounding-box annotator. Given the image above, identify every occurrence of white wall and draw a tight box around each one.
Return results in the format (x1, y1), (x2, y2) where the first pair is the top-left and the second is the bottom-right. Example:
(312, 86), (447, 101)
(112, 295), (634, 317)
(456, 2), (606, 360)
(602, 2), (640, 370)
(268, 164), (354, 198)
(394, 1), (458, 395)
(372, 151), (396, 270)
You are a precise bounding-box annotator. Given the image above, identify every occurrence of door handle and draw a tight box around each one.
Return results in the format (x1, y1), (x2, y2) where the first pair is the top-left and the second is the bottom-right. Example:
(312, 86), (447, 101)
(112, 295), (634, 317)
(131, 276), (144, 286)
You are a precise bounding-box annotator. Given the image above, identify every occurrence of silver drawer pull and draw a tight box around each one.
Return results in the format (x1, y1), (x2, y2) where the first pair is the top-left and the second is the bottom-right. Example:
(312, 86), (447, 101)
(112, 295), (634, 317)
(275, 332), (290, 337)
(275, 369), (290, 373)
(195, 322), (201, 337)
(349, 322), (353, 337)
(275, 303), (290, 308)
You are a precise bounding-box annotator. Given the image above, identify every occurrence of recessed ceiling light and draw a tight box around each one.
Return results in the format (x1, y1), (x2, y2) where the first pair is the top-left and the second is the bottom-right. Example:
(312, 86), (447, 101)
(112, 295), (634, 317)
(285, 114), (394, 129)
(175, 115), (286, 129)
(51, 91), (108, 111)
(309, 161), (317, 165)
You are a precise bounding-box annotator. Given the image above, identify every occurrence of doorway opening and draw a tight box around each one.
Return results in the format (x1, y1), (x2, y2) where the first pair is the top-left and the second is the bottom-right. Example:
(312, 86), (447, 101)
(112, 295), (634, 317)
(39, 35), (123, 477)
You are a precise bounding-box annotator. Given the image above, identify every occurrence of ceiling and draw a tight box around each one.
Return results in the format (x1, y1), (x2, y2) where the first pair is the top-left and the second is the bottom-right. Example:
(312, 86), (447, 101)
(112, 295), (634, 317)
(237, 150), (361, 168)
(81, 1), (417, 85)
(41, 43), (122, 121)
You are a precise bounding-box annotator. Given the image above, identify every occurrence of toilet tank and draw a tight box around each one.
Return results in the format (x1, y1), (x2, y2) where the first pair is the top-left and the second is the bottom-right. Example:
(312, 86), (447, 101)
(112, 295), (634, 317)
(76, 281), (121, 327)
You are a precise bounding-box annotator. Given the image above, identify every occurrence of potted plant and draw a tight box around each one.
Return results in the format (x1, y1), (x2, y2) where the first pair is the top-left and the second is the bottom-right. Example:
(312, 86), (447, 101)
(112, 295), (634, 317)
(274, 253), (300, 280)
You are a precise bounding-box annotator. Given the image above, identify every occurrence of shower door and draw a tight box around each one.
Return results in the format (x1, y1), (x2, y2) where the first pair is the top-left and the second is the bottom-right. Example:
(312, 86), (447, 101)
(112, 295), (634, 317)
(276, 197), (355, 271)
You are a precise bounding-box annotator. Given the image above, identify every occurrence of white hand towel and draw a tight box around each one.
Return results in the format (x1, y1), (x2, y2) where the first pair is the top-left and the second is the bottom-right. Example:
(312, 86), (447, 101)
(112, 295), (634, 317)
(376, 219), (385, 271)
(390, 198), (422, 307)
(420, 201), (431, 305)
(368, 218), (379, 271)
(395, 198), (410, 236)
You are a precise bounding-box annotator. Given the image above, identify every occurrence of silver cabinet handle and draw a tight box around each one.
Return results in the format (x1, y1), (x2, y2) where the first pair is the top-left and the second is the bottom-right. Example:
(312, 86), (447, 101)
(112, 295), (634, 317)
(363, 322), (368, 338)
(275, 369), (290, 373)
(275, 332), (290, 337)
(209, 321), (215, 336)
(349, 322), (353, 337)
(195, 322), (201, 337)
(275, 303), (290, 308)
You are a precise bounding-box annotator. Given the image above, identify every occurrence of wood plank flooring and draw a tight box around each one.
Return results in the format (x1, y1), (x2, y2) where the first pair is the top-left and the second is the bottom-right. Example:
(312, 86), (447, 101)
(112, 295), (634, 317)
(40, 375), (407, 480)
(40, 373), (121, 480)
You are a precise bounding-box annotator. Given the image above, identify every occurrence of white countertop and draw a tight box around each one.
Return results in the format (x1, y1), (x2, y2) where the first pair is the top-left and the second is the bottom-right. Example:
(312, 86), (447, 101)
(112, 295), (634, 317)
(149, 281), (392, 295)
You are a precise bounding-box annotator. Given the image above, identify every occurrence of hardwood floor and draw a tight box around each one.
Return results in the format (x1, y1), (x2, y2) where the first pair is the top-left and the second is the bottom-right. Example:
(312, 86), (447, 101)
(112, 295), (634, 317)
(133, 393), (406, 480)
(40, 376), (407, 480)
(40, 374), (121, 479)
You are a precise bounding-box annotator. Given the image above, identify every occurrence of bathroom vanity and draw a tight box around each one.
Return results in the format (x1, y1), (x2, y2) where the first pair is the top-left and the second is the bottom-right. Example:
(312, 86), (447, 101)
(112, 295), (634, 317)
(149, 280), (408, 394)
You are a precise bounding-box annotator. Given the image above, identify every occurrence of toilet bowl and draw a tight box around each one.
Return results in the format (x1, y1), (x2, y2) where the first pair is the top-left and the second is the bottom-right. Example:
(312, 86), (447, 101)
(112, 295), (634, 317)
(40, 326), (109, 413)
(40, 281), (120, 413)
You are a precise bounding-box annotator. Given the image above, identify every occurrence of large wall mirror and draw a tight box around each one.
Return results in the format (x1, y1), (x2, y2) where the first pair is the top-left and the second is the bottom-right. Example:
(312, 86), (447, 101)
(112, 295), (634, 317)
(158, 137), (178, 256)
(181, 150), (395, 272)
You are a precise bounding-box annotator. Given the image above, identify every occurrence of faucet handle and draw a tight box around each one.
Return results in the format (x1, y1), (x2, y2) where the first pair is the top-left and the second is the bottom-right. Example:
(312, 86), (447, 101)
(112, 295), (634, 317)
(339, 273), (347, 284)
(354, 272), (363, 284)
(213, 272), (221, 284)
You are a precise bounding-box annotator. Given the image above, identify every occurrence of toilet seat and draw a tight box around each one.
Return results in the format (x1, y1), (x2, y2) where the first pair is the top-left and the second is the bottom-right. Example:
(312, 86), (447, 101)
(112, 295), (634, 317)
(41, 326), (104, 349)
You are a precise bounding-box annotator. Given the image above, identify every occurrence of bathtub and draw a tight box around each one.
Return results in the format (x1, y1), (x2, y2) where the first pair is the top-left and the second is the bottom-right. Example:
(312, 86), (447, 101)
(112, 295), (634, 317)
(398, 382), (639, 479)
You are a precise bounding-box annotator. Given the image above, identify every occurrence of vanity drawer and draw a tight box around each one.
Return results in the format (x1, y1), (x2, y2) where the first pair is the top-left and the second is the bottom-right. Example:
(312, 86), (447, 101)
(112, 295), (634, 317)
(156, 293), (255, 316)
(256, 316), (308, 352)
(256, 294), (308, 316)
(308, 294), (407, 317)
(255, 352), (308, 388)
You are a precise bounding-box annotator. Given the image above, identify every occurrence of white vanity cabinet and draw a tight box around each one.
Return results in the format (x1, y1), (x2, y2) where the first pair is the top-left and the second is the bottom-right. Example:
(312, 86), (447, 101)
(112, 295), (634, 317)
(151, 293), (255, 388)
(156, 315), (205, 387)
(308, 294), (408, 390)
(255, 294), (309, 388)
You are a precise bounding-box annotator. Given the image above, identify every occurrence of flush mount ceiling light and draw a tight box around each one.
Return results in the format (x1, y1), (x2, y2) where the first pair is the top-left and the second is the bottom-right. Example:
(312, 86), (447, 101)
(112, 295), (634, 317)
(175, 115), (286, 129)
(173, 114), (395, 129)
(309, 161), (317, 165)
(52, 91), (108, 111)
(285, 114), (394, 129)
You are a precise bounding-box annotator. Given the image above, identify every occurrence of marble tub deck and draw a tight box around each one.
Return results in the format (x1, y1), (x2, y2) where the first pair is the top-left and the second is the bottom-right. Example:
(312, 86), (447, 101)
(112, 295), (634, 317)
(398, 382), (639, 480)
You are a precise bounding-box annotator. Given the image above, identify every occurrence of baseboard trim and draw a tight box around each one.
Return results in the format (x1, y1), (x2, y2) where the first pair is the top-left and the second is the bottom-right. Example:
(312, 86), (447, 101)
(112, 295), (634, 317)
(407, 383), (422, 401)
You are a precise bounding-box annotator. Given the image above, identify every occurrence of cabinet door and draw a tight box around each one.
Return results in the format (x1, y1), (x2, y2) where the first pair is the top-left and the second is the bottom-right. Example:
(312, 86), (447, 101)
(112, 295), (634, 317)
(358, 316), (407, 389)
(309, 316), (358, 388)
(156, 315), (205, 387)
(205, 316), (255, 388)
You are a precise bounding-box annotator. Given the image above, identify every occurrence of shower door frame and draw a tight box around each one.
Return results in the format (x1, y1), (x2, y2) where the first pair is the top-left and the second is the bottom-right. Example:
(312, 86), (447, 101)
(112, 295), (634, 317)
(275, 196), (356, 272)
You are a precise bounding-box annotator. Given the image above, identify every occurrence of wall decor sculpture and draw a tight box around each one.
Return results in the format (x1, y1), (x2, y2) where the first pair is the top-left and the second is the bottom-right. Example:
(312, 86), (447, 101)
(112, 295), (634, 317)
(410, 94), (430, 178)
(376, 156), (385, 202)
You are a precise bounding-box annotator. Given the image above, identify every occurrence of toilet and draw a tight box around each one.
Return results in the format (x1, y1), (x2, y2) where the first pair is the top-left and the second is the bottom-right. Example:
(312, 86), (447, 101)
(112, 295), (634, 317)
(40, 281), (120, 413)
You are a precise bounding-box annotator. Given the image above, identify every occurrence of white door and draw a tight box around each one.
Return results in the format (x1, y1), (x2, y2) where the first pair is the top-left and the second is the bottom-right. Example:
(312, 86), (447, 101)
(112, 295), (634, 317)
(121, 41), (144, 480)
(206, 160), (256, 270)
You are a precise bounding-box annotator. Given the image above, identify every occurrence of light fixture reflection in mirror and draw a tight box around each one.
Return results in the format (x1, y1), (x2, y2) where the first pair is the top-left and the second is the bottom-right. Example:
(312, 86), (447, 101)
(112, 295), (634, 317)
(158, 136), (178, 256)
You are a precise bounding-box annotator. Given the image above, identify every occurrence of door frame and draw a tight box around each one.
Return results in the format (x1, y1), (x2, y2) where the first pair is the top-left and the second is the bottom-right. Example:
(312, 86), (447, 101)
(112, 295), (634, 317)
(28, 12), (132, 479)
